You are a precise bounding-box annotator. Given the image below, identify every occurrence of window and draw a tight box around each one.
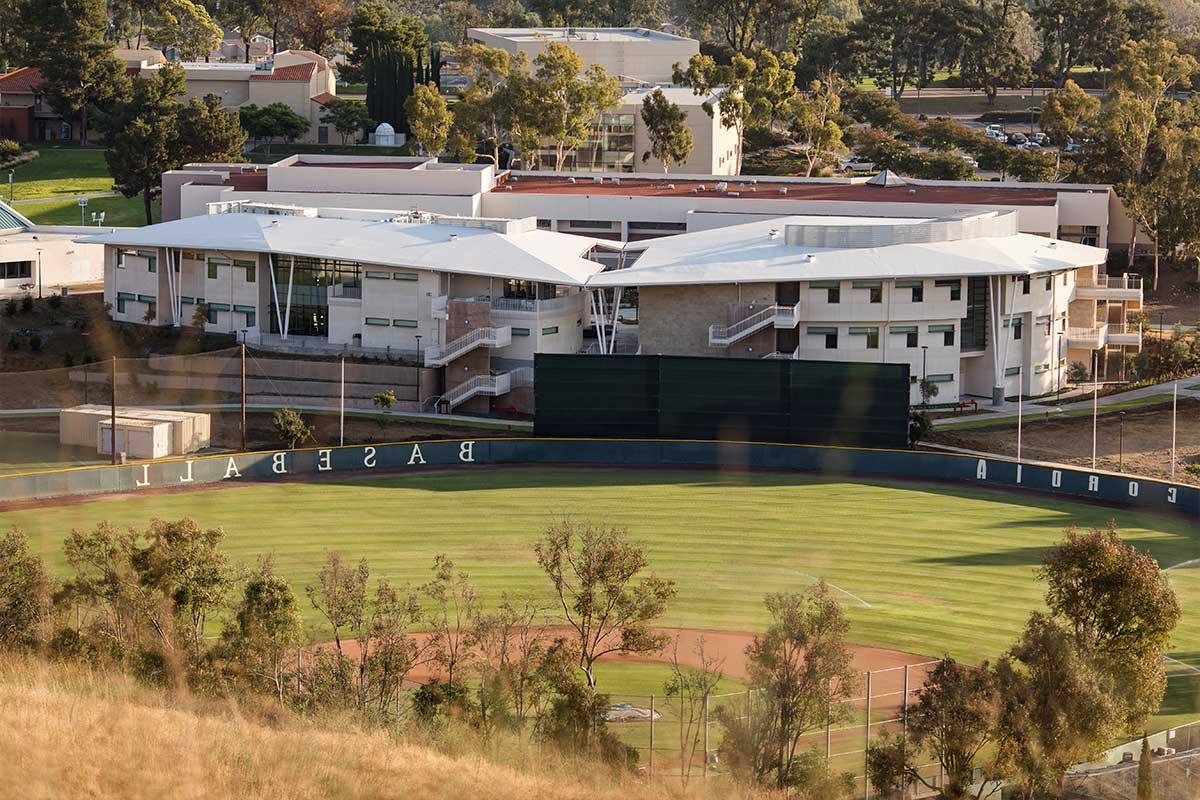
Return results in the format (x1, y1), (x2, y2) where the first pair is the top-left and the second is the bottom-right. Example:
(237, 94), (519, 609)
(393, 272), (418, 281)
(929, 324), (955, 347)
(867, 330), (880, 349)
(206, 261), (220, 279)
(927, 373), (954, 383)
(0, 261), (32, 279)
(828, 286), (840, 303)
(936, 279), (962, 301)
(512, 327), (531, 336)
(137, 294), (156, 303)
(892, 325), (918, 347)
(566, 219), (616, 229)
(234, 259), (255, 282)
(207, 306), (218, 324)
(1063, 273), (1069, 286)
(392, 319), (418, 328)
(912, 285), (923, 302)
(147, 259), (156, 273)
(1020, 276), (1030, 295)
(1045, 275), (1053, 291)
(180, 296), (194, 305)
(116, 297), (126, 313)
(364, 317), (389, 326)
(826, 332), (838, 349)
(209, 302), (230, 311)
(541, 325), (559, 335)
(365, 271), (391, 280)
(244, 310), (256, 327)
(146, 302), (156, 318)
(1013, 319), (1022, 340)
(869, 286), (882, 303)
(1005, 366), (1021, 377)
(907, 332), (918, 348)
(181, 250), (203, 261)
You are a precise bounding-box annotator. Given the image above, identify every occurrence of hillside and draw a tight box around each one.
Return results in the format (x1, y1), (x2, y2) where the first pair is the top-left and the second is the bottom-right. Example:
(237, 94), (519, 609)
(0, 656), (732, 800)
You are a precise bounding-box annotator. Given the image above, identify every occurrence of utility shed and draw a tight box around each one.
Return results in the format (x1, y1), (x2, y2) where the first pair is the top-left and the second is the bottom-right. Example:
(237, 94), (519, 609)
(60, 405), (211, 457)
(97, 418), (171, 460)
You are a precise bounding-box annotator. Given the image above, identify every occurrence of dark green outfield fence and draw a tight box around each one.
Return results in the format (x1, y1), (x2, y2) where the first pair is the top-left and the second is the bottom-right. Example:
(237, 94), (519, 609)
(0, 438), (1196, 519)
(534, 354), (911, 448)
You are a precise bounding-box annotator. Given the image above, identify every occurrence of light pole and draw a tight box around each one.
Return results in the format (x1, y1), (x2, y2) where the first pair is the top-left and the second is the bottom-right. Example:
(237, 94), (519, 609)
(1159, 311), (1166, 336)
(920, 345), (928, 406)
(415, 334), (422, 364)
(35, 248), (42, 299)
(1118, 411), (1126, 472)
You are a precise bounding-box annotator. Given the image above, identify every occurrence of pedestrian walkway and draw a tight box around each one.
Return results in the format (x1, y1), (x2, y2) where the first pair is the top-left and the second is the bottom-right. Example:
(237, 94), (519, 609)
(935, 374), (1200, 428)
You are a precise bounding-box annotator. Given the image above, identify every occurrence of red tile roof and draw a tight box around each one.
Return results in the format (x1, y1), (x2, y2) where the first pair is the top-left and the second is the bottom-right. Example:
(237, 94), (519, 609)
(250, 62), (317, 82)
(310, 91), (335, 104)
(0, 67), (42, 94)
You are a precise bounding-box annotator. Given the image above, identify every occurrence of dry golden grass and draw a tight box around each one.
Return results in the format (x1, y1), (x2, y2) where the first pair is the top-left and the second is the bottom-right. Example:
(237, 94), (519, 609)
(0, 655), (761, 800)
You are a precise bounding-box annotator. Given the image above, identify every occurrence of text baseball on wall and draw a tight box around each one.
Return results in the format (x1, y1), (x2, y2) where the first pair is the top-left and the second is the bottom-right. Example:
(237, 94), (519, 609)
(0, 439), (1196, 518)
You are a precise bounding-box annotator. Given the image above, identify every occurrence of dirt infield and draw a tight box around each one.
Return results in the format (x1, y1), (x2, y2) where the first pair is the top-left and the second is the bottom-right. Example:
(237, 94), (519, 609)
(325, 626), (934, 687)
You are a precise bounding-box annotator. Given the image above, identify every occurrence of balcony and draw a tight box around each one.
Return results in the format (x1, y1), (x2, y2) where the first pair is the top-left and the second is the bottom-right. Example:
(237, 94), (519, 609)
(1106, 323), (1142, 346)
(1074, 273), (1143, 302)
(431, 294), (583, 320)
(1067, 324), (1108, 349)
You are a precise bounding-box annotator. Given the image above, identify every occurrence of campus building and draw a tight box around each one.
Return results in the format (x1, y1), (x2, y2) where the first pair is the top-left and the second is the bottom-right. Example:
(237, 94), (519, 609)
(465, 27), (699, 85)
(82, 192), (1141, 409)
(0, 201), (108, 297)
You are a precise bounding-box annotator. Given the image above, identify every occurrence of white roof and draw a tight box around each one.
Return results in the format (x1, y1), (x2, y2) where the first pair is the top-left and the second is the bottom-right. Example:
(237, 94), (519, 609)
(78, 212), (607, 285)
(588, 215), (1109, 287)
(621, 85), (724, 107)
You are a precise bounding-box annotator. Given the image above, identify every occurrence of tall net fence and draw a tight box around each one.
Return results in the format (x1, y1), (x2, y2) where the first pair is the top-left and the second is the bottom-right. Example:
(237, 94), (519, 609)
(605, 660), (944, 796)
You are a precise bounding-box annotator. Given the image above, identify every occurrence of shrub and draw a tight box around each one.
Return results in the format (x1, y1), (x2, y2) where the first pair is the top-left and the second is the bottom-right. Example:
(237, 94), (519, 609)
(0, 138), (21, 158)
(909, 410), (933, 446)
(3, 298), (14, 316)
(47, 293), (62, 309)
(20, 294), (32, 313)
(6, 333), (18, 351)
(1067, 361), (1090, 384)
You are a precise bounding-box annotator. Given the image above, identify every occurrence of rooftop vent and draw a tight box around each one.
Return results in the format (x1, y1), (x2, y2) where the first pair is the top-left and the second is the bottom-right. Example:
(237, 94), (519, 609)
(612, 177), (621, 185)
(567, 176), (577, 183)
(768, 229), (780, 239)
(715, 181), (729, 192)
(779, 187), (788, 195)
(593, 176), (603, 184)
(449, 233), (458, 241)
(866, 170), (909, 188)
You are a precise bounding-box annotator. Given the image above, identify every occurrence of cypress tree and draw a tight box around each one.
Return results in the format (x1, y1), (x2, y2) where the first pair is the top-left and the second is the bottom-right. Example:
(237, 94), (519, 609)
(1137, 737), (1153, 800)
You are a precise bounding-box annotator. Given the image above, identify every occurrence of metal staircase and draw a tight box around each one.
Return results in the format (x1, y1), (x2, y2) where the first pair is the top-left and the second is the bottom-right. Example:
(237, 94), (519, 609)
(441, 367), (533, 410)
(708, 303), (801, 347)
(423, 326), (512, 367)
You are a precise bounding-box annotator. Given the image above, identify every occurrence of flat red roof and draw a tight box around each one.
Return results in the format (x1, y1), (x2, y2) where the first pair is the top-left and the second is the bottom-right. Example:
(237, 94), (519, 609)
(225, 172), (268, 191)
(496, 174), (1060, 206)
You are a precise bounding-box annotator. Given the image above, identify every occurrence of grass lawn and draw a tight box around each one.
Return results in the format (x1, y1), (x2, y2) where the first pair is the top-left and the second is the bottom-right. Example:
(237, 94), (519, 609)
(7, 467), (1197, 664)
(18, 194), (158, 227)
(936, 394), (1175, 431)
(6, 147), (114, 200)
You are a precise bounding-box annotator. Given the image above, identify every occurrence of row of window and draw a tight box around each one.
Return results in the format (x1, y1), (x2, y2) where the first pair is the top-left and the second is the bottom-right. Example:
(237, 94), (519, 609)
(0, 260), (32, 280)
(365, 317), (418, 328)
(207, 258), (256, 283)
(365, 271), (419, 281)
(117, 292), (257, 326)
(811, 279), (962, 305)
(805, 324), (958, 350)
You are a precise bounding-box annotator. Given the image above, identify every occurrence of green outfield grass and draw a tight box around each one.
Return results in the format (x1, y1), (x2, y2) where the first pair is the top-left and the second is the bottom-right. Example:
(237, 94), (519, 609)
(4, 468), (1196, 665)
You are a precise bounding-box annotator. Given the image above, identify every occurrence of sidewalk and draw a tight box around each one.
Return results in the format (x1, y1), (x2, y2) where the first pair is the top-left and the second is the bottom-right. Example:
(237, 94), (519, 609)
(935, 374), (1200, 428)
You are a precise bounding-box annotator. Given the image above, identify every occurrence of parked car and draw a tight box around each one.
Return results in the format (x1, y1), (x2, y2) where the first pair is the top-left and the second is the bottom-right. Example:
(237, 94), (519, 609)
(1064, 142), (1084, 155)
(1007, 132), (1028, 146)
(960, 154), (979, 169)
(1017, 141), (1042, 151)
(985, 127), (1007, 142)
(1029, 132), (1050, 146)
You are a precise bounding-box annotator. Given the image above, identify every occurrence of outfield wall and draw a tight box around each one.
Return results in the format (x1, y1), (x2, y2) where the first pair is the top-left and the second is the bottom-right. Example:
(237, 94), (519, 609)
(0, 439), (1196, 518)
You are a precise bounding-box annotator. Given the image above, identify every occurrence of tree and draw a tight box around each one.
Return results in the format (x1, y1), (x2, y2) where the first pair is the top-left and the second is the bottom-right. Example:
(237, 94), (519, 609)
(1138, 737), (1153, 800)
(404, 82), (452, 156)
(675, 53), (754, 173)
(239, 103), (311, 145)
(1007, 148), (1057, 182)
(106, 64), (187, 226)
(790, 74), (846, 177)
(1041, 79), (1100, 176)
(221, 557), (304, 701)
(420, 553), (478, 687)
(451, 44), (512, 166)
(217, 0), (267, 63)
(533, 43), (622, 172)
(680, 0), (824, 53)
(640, 88), (693, 174)
(957, 0), (1032, 105)
(319, 98), (373, 145)
(909, 659), (1001, 798)
(664, 636), (724, 786)
(146, 0), (222, 61)
(24, 0), (130, 145)
(853, 0), (959, 99)
(0, 528), (51, 649)
(1041, 523), (1181, 726)
(1028, 0), (1127, 87)
(285, 0), (351, 56)
(472, 591), (554, 723)
(177, 95), (247, 163)
(305, 551), (368, 652)
(534, 518), (676, 689)
(272, 407), (314, 449)
(347, 1), (426, 76)
(719, 584), (859, 790)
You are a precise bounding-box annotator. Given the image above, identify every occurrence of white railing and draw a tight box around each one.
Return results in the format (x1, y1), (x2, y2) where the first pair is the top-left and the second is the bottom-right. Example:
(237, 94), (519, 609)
(762, 348), (799, 359)
(434, 294), (584, 315)
(441, 367), (532, 409)
(423, 325), (513, 367)
(708, 302), (801, 346)
(1067, 324), (1108, 348)
(1076, 273), (1143, 292)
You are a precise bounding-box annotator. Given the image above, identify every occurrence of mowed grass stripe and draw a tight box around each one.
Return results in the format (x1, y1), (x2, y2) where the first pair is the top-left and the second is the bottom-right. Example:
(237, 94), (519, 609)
(2, 469), (1195, 664)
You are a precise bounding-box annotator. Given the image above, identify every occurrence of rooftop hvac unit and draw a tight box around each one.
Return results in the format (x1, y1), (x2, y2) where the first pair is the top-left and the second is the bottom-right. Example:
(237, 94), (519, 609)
(593, 176), (603, 184)
(715, 181), (729, 192)
(779, 187), (788, 194)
